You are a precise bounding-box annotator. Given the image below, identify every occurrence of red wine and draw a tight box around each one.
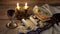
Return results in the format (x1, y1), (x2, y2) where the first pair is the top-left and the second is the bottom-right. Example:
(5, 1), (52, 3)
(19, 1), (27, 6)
(7, 9), (15, 17)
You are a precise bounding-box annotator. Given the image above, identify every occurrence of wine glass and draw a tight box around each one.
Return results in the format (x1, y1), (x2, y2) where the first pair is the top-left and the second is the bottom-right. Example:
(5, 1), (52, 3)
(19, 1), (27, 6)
(6, 9), (18, 29)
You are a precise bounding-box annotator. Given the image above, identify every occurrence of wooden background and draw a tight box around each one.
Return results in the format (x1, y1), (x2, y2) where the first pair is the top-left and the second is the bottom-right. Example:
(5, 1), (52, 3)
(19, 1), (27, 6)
(0, 0), (60, 34)
(0, 0), (60, 19)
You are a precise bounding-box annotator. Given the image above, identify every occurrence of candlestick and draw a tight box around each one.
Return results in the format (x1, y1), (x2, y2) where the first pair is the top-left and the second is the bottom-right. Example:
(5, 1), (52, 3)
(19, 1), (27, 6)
(15, 2), (23, 20)
(15, 2), (31, 20)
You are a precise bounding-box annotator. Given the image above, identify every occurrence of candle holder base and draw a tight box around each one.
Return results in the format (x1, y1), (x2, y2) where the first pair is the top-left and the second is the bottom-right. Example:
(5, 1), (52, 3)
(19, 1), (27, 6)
(16, 10), (32, 20)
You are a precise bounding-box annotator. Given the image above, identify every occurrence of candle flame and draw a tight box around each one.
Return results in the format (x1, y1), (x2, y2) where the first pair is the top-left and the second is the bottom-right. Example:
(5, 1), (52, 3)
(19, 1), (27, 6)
(16, 2), (20, 10)
(25, 2), (27, 6)
(24, 2), (29, 10)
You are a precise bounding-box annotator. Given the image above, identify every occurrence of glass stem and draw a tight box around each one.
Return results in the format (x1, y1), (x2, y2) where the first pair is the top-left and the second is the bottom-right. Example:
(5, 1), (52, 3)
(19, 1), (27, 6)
(10, 17), (14, 23)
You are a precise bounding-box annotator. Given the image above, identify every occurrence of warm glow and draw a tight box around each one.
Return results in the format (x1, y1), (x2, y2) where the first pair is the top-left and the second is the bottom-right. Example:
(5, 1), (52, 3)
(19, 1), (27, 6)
(25, 2), (27, 6)
(24, 2), (29, 10)
(16, 2), (20, 10)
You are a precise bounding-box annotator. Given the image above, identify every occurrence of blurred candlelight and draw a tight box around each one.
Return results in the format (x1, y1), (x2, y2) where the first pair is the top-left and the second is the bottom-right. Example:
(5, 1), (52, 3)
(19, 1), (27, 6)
(24, 2), (29, 10)
(16, 2), (21, 10)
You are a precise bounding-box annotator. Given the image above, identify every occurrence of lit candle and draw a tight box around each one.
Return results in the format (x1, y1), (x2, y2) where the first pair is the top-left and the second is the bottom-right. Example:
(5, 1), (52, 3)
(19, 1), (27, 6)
(16, 2), (21, 10)
(24, 2), (29, 10)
